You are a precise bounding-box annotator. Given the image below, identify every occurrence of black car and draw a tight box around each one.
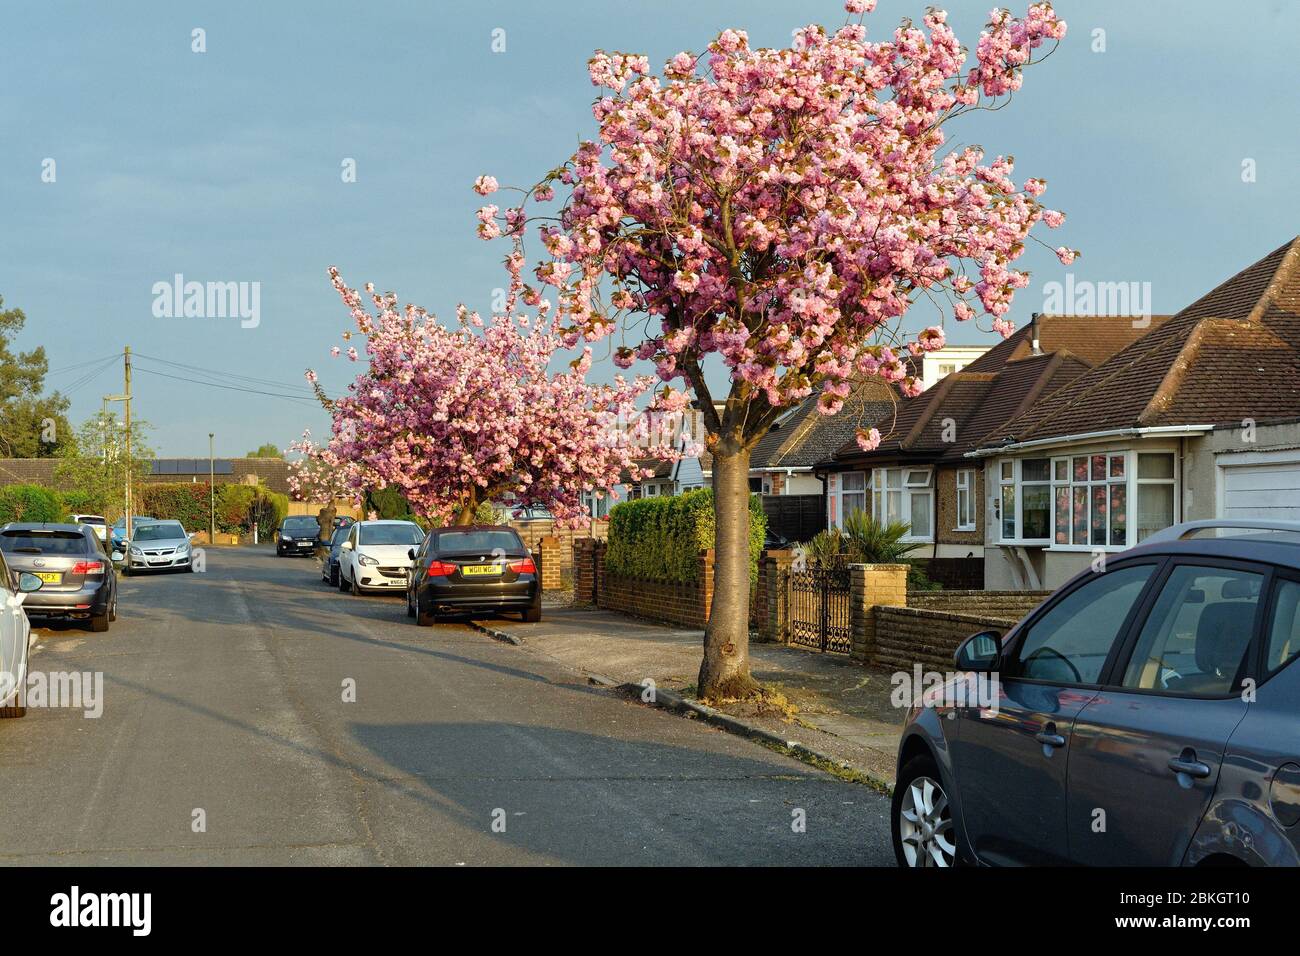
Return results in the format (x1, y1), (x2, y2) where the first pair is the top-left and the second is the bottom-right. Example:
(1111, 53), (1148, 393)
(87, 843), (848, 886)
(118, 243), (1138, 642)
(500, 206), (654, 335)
(320, 525), (350, 587)
(276, 515), (323, 556)
(406, 525), (540, 625)
(0, 522), (118, 632)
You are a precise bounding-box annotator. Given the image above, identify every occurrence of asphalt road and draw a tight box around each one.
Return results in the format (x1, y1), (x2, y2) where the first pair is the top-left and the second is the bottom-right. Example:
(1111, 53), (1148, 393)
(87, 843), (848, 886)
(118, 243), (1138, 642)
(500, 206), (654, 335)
(1, 547), (892, 865)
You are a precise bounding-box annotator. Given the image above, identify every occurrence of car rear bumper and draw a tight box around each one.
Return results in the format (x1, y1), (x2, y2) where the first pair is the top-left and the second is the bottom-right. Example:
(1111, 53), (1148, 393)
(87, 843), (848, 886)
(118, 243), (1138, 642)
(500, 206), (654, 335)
(23, 584), (111, 619)
(419, 579), (539, 610)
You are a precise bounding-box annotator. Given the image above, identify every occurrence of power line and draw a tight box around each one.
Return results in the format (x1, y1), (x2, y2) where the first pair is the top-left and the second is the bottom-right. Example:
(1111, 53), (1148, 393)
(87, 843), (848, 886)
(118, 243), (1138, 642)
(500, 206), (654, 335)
(45, 353), (120, 375)
(131, 365), (320, 404)
(132, 351), (317, 395)
(61, 355), (120, 396)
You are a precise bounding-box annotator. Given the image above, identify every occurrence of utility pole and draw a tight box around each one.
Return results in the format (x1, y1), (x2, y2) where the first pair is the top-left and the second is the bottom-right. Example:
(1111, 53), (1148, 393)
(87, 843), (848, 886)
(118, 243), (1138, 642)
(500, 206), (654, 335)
(124, 347), (133, 541)
(209, 432), (215, 543)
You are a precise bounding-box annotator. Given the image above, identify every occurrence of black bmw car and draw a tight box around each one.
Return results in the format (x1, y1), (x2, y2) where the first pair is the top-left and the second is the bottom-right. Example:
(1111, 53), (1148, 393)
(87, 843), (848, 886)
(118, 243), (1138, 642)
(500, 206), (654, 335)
(406, 525), (540, 625)
(0, 522), (118, 632)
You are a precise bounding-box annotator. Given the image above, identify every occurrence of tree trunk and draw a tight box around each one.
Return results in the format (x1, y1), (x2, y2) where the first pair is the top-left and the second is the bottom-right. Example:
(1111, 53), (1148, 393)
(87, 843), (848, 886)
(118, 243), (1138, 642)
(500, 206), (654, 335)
(455, 503), (477, 526)
(698, 438), (759, 699)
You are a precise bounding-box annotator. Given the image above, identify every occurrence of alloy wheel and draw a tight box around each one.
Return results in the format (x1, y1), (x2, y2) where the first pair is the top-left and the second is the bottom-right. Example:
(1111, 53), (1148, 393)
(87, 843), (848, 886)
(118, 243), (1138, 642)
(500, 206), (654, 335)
(898, 775), (956, 867)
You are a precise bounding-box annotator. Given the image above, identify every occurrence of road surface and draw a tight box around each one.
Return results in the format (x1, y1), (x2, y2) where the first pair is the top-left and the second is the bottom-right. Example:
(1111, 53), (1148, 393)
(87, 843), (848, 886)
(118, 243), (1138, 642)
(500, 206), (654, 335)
(1, 547), (891, 865)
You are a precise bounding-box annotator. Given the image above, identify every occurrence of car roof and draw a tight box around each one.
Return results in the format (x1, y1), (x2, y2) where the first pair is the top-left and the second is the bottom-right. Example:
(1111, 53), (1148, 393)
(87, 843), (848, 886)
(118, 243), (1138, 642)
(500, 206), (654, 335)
(1, 522), (89, 533)
(1123, 536), (1300, 570)
(355, 519), (420, 526)
(433, 524), (516, 532)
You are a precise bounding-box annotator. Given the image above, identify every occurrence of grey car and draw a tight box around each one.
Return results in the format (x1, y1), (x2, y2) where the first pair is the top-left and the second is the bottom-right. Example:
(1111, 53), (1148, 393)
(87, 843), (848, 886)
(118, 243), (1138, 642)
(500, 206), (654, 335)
(0, 522), (118, 631)
(894, 519), (1300, 867)
(124, 520), (195, 574)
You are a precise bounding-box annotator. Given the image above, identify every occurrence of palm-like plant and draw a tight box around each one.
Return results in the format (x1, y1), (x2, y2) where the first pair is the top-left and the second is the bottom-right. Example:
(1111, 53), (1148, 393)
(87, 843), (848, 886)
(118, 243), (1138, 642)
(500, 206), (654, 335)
(839, 509), (924, 563)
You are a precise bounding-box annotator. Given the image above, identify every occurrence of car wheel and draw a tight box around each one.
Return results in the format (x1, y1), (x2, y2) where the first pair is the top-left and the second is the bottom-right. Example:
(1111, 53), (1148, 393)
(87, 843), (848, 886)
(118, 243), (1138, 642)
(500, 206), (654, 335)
(109, 594), (117, 622)
(406, 589), (415, 618)
(522, 603), (541, 623)
(330, 567), (339, 588)
(414, 591), (435, 627)
(89, 612), (110, 633)
(0, 694), (27, 719)
(350, 573), (363, 596)
(893, 754), (960, 868)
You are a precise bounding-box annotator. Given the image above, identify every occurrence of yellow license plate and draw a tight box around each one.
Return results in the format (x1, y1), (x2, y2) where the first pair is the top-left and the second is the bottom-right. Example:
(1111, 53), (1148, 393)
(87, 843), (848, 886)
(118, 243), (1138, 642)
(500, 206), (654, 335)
(35, 571), (62, 584)
(461, 564), (501, 577)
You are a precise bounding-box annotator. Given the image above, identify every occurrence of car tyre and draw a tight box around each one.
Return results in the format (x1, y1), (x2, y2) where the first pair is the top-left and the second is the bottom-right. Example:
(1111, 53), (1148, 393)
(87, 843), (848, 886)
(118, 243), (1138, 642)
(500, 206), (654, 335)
(329, 566), (339, 588)
(350, 574), (362, 596)
(893, 753), (962, 868)
(338, 569), (350, 592)
(89, 612), (110, 633)
(406, 589), (416, 618)
(0, 696), (27, 719)
(414, 591), (436, 627)
(522, 603), (541, 623)
(108, 594), (117, 622)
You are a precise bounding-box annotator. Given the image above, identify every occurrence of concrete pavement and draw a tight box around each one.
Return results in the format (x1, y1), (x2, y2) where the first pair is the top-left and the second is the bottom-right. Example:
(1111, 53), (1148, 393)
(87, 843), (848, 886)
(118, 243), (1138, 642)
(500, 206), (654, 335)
(1, 547), (892, 865)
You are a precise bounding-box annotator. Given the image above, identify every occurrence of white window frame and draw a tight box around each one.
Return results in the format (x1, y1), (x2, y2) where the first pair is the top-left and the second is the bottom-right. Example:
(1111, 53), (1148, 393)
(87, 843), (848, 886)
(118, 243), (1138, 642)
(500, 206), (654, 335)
(995, 448), (1179, 551)
(955, 468), (977, 531)
(870, 466), (934, 542)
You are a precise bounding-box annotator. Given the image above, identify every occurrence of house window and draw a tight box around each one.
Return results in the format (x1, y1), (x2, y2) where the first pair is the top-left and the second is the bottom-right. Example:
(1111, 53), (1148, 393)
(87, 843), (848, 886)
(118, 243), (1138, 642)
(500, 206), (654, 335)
(1136, 452), (1176, 542)
(871, 467), (933, 540)
(955, 469), (977, 531)
(842, 472), (867, 522)
(998, 458), (1052, 543)
(1048, 452), (1128, 547)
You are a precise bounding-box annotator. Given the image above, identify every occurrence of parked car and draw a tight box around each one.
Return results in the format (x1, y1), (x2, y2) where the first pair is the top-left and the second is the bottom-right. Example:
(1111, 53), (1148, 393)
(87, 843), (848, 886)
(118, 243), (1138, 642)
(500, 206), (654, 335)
(337, 520), (424, 595)
(0, 552), (43, 716)
(0, 522), (118, 632)
(893, 519), (1300, 868)
(276, 515), (324, 557)
(320, 525), (351, 588)
(764, 528), (790, 550)
(69, 513), (109, 543)
(406, 525), (540, 625)
(110, 515), (155, 556)
(123, 520), (194, 575)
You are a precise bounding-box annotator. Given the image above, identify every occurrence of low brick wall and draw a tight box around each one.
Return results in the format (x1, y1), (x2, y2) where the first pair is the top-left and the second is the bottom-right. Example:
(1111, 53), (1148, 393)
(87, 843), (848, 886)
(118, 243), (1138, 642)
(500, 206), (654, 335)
(573, 538), (715, 628)
(508, 520), (607, 582)
(874, 606), (1016, 673)
(906, 589), (1050, 623)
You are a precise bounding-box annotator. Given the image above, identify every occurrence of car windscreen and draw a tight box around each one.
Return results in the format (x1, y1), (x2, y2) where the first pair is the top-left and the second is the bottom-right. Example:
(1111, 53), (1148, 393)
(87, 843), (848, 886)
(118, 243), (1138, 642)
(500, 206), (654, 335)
(330, 527), (350, 545)
(0, 530), (88, 555)
(436, 530), (523, 554)
(358, 524), (423, 546)
(283, 518), (319, 533)
(77, 516), (107, 525)
(133, 523), (185, 541)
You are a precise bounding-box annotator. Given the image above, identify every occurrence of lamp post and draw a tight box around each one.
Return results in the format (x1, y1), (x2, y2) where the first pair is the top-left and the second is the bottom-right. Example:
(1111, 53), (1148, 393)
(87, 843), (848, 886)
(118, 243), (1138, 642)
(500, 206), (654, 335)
(209, 433), (215, 544)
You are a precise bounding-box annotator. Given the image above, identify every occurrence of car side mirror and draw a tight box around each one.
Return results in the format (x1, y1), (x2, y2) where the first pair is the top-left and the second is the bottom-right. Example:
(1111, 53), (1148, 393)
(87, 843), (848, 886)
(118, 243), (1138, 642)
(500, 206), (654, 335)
(341, 541), (353, 551)
(954, 630), (1002, 673)
(17, 571), (44, 593)
(407, 548), (417, 560)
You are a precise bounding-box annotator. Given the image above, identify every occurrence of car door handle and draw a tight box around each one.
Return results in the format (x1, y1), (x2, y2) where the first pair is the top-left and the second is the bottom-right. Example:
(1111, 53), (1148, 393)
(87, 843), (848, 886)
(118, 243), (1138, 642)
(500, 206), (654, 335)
(1034, 731), (1066, 748)
(1168, 756), (1212, 779)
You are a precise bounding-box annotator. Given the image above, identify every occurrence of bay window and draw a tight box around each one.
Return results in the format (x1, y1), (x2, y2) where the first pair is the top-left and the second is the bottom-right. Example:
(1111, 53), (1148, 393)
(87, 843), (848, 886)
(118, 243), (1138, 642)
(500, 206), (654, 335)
(871, 467), (933, 540)
(998, 449), (1178, 548)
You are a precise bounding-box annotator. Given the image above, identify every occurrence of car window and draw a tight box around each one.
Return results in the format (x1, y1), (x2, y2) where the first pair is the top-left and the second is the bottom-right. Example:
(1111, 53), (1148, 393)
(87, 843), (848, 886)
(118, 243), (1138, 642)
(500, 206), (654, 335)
(1012, 563), (1156, 685)
(1265, 578), (1300, 674)
(435, 530), (523, 553)
(133, 523), (185, 541)
(1120, 565), (1263, 696)
(357, 524), (423, 546)
(0, 529), (89, 555)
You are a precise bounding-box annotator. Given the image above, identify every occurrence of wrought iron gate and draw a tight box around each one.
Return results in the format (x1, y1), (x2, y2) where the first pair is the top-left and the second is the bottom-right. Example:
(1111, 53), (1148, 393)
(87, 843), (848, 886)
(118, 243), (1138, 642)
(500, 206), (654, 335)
(786, 561), (852, 654)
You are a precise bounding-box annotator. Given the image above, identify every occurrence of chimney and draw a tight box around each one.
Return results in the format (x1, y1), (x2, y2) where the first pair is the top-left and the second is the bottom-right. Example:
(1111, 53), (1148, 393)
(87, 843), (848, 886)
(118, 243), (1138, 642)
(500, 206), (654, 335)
(1030, 312), (1042, 355)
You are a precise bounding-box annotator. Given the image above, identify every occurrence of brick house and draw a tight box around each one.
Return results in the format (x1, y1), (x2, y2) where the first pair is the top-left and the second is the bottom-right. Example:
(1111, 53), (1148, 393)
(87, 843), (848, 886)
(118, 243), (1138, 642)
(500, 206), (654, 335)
(971, 236), (1300, 590)
(815, 313), (1170, 588)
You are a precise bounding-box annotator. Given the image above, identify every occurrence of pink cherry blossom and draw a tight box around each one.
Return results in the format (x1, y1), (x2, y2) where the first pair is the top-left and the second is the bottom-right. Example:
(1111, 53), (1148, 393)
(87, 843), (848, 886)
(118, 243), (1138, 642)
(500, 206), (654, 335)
(473, 175), (499, 196)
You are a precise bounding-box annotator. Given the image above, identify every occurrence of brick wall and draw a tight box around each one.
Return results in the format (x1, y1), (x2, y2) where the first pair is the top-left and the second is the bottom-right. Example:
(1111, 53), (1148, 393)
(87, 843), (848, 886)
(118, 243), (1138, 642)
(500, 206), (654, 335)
(572, 538), (715, 628)
(935, 464), (983, 546)
(508, 520), (608, 582)
(874, 606), (1015, 672)
(849, 564), (910, 663)
(906, 589), (1051, 622)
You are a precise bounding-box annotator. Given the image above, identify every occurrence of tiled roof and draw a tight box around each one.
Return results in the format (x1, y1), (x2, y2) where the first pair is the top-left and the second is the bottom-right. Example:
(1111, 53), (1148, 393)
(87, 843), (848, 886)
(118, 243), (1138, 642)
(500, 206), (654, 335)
(750, 378), (898, 470)
(979, 237), (1300, 447)
(0, 457), (292, 495)
(828, 314), (1162, 466)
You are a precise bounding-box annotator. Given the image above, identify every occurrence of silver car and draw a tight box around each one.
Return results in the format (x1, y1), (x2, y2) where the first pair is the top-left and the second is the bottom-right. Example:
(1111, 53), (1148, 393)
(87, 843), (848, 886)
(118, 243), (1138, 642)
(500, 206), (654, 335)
(894, 519), (1300, 867)
(124, 520), (195, 574)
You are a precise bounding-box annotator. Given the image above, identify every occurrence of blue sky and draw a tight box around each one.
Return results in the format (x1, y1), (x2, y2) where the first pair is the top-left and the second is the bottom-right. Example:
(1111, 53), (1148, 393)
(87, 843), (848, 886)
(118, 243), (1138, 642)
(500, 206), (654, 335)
(2, 0), (1297, 455)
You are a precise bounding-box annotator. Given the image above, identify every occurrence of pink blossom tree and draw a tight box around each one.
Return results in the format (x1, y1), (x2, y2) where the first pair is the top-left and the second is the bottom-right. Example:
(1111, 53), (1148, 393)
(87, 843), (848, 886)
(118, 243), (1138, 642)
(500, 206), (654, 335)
(476, 1), (1072, 696)
(311, 251), (668, 528)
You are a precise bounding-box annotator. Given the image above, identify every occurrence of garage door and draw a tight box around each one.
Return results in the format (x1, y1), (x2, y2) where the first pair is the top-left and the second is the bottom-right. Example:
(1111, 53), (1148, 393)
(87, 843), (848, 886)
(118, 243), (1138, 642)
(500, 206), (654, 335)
(1221, 457), (1300, 520)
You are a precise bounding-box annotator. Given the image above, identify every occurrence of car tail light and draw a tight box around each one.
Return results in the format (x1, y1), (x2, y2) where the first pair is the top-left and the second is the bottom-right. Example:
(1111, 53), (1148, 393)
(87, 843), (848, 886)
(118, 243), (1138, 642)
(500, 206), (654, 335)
(72, 561), (104, 575)
(508, 557), (536, 574)
(427, 560), (458, 576)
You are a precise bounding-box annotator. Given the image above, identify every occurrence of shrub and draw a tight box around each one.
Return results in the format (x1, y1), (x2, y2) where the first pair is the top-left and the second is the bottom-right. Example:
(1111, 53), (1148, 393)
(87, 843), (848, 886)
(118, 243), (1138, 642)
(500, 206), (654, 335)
(137, 483), (212, 533)
(0, 484), (64, 524)
(606, 488), (766, 585)
(256, 491), (289, 539)
(215, 484), (257, 533)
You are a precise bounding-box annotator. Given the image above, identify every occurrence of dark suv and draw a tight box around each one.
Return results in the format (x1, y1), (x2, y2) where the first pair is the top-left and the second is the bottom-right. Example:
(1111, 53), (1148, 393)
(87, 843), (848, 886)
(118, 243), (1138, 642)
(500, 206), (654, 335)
(894, 520), (1300, 867)
(0, 522), (118, 632)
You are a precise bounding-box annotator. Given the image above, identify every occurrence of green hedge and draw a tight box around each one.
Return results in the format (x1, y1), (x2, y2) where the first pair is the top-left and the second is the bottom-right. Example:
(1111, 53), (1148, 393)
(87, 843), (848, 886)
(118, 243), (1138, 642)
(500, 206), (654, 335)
(137, 483), (212, 533)
(0, 484), (64, 524)
(606, 488), (766, 585)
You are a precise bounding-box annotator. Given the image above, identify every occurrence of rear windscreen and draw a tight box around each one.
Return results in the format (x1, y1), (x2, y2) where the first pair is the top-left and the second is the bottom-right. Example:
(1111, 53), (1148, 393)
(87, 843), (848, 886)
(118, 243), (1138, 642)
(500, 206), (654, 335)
(0, 530), (87, 555)
(436, 530), (521, 553)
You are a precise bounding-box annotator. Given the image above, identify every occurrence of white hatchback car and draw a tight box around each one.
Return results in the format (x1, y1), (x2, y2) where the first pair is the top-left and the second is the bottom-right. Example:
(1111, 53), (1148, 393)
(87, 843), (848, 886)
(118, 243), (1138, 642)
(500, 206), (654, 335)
(337, 520), (424, 595)
(0, 549), (44, 718)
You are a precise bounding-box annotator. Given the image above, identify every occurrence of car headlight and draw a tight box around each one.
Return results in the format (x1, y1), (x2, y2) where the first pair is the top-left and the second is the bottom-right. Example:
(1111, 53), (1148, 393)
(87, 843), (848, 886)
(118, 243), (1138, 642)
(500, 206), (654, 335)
(129, 546), (143, 555)
(358, 554), (379, 566)
(177, 542), (190, 553)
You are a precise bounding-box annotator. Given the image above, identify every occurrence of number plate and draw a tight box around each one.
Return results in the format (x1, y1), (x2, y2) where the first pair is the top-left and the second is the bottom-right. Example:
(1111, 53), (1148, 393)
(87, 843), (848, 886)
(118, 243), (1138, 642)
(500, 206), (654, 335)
(35, 571), (62, 584)
(460, 564), (502, 577)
